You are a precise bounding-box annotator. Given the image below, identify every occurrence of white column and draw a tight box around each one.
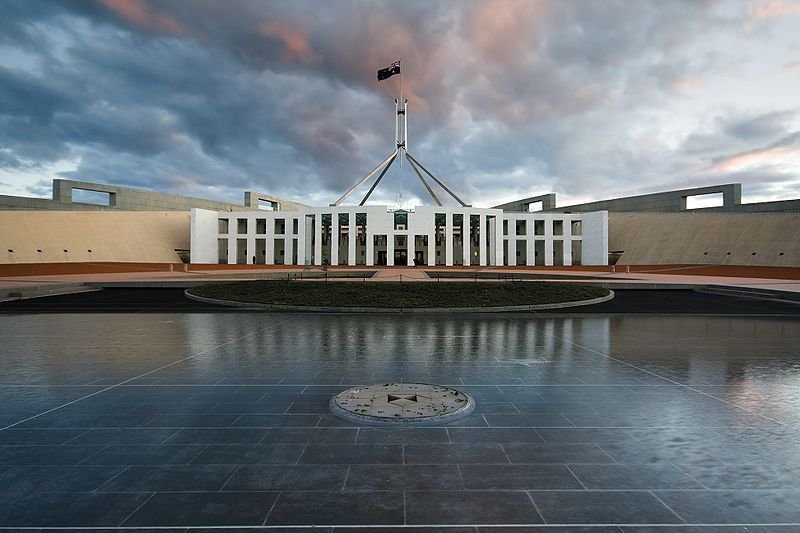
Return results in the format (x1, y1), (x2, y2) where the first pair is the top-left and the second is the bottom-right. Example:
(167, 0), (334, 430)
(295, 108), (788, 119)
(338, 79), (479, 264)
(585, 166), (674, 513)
(544, 217), (554, 266)
(445, 214), (453, 266)
(314, 213), (322, 266)
(302, 215), (314, 265)
(366, 231), (374, 266)
(479, 214), (487, 266)
(526, 225), (535, 266)
(508, 219), (517, 266)
(462, 215), (470, 267)
(427, 232), (435, 266)
(295, 219), (305, 265)
(407, 233), (414, 266)
(285, 231), (294, 265)
(348, 212), (356, 266)
(246, 216), (256, 265)
(487, 217), (496, 266)
(387, 233), (395, 266)
(331, 211), (339, 266)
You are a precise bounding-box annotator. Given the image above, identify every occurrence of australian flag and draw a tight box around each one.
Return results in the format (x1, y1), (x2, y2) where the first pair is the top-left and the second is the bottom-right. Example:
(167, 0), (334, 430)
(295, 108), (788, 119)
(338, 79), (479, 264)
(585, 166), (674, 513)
(377, 60), (400, 81)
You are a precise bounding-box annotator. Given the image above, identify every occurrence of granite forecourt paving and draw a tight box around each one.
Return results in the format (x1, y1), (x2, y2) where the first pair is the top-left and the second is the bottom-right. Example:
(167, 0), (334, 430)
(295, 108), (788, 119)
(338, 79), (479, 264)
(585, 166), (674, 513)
(0, 289), (799, 530)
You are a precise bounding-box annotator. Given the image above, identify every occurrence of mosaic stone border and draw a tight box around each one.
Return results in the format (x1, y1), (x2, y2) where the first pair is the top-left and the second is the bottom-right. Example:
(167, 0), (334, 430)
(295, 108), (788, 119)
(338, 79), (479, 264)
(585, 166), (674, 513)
(329, 382), (475, 426)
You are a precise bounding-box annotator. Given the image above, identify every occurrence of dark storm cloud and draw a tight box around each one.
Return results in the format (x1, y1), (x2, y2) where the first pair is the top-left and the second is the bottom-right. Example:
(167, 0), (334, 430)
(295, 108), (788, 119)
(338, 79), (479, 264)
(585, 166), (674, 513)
(0, 0), (797, 204)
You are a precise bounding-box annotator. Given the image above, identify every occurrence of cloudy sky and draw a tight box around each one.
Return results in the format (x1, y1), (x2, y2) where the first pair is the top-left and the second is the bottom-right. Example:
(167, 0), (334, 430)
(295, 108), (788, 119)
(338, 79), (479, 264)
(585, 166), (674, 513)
(1, 0), (799, 208)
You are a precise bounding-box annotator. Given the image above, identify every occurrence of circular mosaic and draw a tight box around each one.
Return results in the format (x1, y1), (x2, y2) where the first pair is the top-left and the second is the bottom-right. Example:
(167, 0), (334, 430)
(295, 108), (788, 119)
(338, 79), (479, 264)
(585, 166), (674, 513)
(330, 383), (475, 426)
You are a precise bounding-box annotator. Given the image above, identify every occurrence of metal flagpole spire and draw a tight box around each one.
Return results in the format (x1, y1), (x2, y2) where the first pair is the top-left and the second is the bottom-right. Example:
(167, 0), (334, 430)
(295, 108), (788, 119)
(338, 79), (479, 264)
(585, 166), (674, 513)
(332, 59), (469, 207)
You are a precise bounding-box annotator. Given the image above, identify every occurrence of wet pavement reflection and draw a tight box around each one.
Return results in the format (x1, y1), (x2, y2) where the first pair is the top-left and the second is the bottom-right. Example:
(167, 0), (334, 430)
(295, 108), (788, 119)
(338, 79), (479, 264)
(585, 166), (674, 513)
(0, 312), (799, 529)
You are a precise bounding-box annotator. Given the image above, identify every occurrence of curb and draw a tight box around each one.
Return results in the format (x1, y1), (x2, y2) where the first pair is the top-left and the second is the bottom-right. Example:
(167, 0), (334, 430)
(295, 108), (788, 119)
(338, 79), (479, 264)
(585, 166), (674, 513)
(183, 289), (615, 313)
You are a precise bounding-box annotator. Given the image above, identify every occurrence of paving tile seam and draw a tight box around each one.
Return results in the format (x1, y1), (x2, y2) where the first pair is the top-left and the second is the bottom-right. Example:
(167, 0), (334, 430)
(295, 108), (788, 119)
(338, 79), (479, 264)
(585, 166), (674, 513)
(117, 491), (156, 527)
(0, 317), (296, 432)
(646, 490), (689, 524)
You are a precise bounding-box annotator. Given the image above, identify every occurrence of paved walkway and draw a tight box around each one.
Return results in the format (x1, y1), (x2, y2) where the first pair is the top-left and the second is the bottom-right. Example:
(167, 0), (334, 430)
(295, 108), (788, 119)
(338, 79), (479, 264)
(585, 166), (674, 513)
(1, 263), (799, 295)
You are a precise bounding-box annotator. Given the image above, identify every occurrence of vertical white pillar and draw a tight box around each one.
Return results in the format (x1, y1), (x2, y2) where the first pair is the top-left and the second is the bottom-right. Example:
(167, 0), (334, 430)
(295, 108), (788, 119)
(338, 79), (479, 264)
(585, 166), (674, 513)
(544, 217), (554, 266)
(302, 216), (312, 265)
(348, 212), (356, 266)
(387, 233), (395, 266)
(488, 217), (496, 266)
(314, 213), (322, 266)
(427, 232), (435, 266)
(265, 220), (275, 265)
(296, 217), (306, 265)
(478, 214), (486, 266)
(508, 229), (517, 266)
(462, 214), (470, 267)
(247, 217), (256, 264)
(445, 213), (453, 266)
(331, 211), (339, 266)
(563, 217), (572, 266)
(526, 219), (535, 266)
(366, 231), (374, 266)
(284, 228), (294, 265)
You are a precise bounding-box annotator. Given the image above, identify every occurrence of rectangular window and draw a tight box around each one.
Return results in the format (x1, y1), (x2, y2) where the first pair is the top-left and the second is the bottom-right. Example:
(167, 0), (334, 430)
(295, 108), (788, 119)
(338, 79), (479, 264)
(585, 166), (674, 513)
(553, 220), (564, 236)
(516, 220), (527, 236)
(256, 219), (266, 234)
(274, 219), (285, 234)
(218, 218), (229, 234)
(534, 220), (545, 236)
(685, 192), (724, 209)
(237, 218), (247, 234)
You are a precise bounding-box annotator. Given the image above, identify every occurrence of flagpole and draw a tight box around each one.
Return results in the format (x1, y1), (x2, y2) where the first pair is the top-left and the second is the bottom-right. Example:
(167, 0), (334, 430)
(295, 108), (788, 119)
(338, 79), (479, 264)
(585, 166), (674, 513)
(399, 58), (403, 168)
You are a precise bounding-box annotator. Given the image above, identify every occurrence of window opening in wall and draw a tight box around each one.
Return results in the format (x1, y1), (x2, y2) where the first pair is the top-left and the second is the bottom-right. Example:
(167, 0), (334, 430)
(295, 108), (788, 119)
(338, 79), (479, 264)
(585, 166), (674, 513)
(534, 220), (544, 235)
(394, 235), (408, 266)
(553, 240), (564, 266)
(274, 219), (285, 235)
(218, 219), (229, 234)
(516, 220), (527, 236)
(257, 199), (276, 211)
(373, 234), (387, 265)
(394, 211), (407, 230)
(237, 218), (247, 234)
(72, 189), (114, 206)
(526, 201), (543, 212)
(452, 214), (464, 264)
(553, 220), (563, 236)
(516, 240), (527, 266)
(685, 192), (723, 210)
(570, 220), (582, 236)
(571, 240), (582, 265)
(256, 219), (266, 234)
(502, 220), (508, 236)
(255, 239), (266, 264)
(218, 239), (228, 264)
(292, 219), (299, 234)
(236, 239), (247, 263)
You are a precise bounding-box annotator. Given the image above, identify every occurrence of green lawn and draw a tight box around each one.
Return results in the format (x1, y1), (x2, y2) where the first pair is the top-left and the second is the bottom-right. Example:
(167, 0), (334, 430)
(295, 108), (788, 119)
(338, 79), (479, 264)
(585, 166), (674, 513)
(187, 280), (610, 308)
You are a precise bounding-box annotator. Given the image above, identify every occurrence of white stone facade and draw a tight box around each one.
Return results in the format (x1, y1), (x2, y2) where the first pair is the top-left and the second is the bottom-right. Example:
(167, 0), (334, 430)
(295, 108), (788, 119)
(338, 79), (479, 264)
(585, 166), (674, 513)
(190, 207), (608, 266)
